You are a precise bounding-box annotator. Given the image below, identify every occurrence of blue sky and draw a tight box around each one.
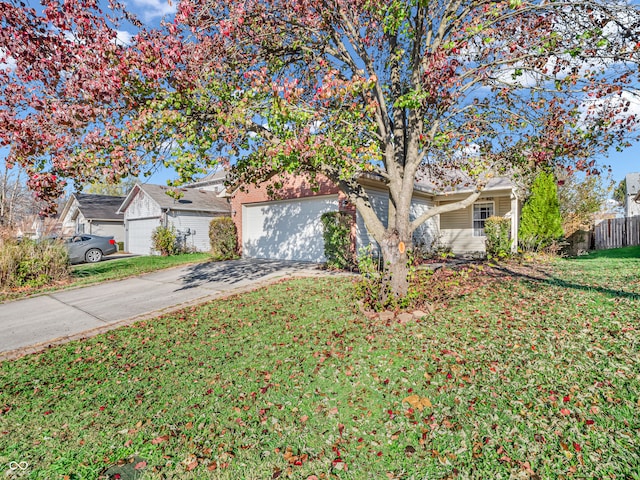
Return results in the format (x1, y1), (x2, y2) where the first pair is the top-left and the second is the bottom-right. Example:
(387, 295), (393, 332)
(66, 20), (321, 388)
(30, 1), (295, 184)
(3, 0), (639, 190)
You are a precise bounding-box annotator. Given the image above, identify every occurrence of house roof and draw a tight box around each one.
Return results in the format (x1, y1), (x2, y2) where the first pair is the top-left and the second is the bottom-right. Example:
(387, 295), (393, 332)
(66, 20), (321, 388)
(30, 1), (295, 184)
(184, 169), (228, 188)
(60, 193), (125, 222)
(360, 171), (515, 196)
(118, 183), (231, 214)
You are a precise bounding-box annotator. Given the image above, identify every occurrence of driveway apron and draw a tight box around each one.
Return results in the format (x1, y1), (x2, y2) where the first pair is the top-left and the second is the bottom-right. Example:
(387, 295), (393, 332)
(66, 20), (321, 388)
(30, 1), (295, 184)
(0, 259), (325, 359)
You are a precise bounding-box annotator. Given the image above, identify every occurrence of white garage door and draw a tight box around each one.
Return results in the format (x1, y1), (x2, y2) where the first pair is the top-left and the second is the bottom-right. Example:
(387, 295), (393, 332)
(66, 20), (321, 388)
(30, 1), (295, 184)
(243, 195), (338, 262)
(126, 218), (160, 255)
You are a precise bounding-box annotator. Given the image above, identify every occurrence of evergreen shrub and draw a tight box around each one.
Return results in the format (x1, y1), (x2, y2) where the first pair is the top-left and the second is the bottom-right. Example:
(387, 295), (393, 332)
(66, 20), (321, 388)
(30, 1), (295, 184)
(485, 216), (511, 258)
(320, 211), (353, 269)
(209, 217), (237, 260)
(519, 170), (564, 251)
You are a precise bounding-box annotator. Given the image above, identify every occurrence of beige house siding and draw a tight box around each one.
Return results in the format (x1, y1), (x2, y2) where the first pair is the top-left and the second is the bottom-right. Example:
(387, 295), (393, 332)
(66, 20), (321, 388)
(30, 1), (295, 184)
(438, 193), (513, 254)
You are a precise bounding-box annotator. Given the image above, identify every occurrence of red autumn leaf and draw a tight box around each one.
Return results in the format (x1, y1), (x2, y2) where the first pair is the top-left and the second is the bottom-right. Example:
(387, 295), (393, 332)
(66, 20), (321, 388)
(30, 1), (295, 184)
(563, 395), (570, 403)
(151, 435), (169, 444)
(559, 408), (571, 416)
(573, 442), (582, 452)
(134, 461), (146, 470)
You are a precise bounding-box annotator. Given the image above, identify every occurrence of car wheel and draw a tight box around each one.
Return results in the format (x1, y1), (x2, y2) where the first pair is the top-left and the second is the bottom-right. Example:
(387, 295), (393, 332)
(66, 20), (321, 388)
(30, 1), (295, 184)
(85, 248), (103, 263)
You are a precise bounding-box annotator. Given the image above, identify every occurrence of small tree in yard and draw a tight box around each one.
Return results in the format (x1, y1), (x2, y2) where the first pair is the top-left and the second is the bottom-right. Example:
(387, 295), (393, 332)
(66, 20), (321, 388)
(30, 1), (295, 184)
(519, 170), (564, 251)
(209, 217), (237, 260)
(558, 173), (612, 234)
(2, 0), (640, 303)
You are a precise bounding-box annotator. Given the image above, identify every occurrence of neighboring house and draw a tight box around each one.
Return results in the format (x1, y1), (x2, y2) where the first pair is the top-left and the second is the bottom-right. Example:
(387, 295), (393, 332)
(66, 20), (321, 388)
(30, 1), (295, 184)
(229, 173), (519, 263)
(58, 193), (125, 243)
(625, 172), (640, 217)
(184, 169), (228, 193)
(118, 184), (231, 255)
(17, 214), (61, 240)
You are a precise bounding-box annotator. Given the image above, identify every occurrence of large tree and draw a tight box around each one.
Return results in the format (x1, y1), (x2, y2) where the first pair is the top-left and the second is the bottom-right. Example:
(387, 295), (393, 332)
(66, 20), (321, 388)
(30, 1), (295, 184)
(2, 0), (640, 299)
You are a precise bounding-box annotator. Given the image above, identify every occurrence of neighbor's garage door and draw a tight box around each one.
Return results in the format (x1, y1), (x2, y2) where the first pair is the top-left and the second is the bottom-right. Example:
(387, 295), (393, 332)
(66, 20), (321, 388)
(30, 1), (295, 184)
(126, 218), (160, 255)
(242, 195), (338, 262)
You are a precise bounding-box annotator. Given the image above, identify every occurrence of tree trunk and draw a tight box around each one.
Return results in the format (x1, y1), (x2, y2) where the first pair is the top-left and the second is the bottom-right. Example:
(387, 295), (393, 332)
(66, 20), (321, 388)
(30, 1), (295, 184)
(378, 230), (411, 304)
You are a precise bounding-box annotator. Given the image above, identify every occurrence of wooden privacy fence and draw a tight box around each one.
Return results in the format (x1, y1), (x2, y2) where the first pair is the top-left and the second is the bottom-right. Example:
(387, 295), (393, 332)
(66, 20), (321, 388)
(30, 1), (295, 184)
(594, 217), (640, 250)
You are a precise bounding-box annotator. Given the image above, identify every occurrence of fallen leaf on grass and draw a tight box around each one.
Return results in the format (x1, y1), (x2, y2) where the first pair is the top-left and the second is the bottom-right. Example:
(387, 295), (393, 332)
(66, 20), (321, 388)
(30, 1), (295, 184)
(151, 435), (169, 444)
(403, 394), (433, 411)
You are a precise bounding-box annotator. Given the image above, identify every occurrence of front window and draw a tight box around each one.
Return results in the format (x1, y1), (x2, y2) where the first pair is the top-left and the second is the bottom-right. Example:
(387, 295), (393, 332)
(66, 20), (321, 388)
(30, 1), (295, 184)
(473, 202), (494, 237)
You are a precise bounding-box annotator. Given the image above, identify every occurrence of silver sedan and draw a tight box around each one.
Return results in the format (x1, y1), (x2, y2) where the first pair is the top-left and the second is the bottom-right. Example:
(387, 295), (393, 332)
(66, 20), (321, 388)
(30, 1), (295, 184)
(66, 234), (118, 264)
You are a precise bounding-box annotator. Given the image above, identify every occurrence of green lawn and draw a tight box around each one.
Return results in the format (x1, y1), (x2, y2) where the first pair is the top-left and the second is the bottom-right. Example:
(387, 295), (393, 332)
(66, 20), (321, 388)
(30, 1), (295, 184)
(1, 250), (639, 479)
(0, 253), (212, 303)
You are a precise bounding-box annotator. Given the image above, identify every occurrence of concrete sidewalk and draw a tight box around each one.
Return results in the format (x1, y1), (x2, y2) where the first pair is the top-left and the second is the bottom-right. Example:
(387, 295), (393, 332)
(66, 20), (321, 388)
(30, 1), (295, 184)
(0, 259), (332, 360)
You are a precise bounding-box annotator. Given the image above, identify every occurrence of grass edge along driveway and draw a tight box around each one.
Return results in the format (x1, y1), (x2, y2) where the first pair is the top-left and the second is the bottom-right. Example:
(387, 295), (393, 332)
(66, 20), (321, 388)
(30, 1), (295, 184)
(0, 253), (213, 303)
(0, 248), (639, 479)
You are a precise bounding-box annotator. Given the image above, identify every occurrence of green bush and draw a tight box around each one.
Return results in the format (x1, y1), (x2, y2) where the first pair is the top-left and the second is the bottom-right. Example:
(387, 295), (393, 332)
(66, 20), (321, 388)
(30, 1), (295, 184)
(151, 225), (179, 256)
(209, 217), (237, 260)
(0, 238), (70, 290)
(485, 216), (511, 259)
(519, 170), (564, 251)
(320, 211), (354, 269)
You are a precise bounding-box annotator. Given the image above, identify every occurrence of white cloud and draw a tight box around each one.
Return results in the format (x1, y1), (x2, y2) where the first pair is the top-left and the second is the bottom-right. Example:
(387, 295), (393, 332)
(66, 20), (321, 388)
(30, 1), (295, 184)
(0, 48), (17, 72)
(116, 30), (134, 46)
(127, 0), (177, 21)
(579, 89), (640, 131)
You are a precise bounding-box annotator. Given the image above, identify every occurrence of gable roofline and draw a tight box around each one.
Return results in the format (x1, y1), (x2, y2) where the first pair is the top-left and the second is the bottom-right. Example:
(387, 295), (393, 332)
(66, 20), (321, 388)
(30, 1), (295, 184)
(117, 184), (143, 214)
(118, 183), (231, 214)
(60, 193), (125, 222)
(59, 193), (78, 221)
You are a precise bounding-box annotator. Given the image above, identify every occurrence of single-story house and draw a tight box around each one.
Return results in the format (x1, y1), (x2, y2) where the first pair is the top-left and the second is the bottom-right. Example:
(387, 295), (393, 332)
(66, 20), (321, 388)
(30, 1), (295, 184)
(229, 173), (519, 263)
(117, 183), (231, 255)
(58, 193), (125, 243)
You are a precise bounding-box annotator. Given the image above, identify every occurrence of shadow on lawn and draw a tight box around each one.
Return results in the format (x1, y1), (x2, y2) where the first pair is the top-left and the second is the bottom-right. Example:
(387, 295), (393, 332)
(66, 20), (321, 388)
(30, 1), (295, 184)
(174, 258), (322, 291)
(494, 264), (640, 301)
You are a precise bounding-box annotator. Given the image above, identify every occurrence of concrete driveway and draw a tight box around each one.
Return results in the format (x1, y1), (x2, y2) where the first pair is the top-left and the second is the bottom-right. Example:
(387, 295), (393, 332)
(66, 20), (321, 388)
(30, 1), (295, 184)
(0, 259), (330, 360)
